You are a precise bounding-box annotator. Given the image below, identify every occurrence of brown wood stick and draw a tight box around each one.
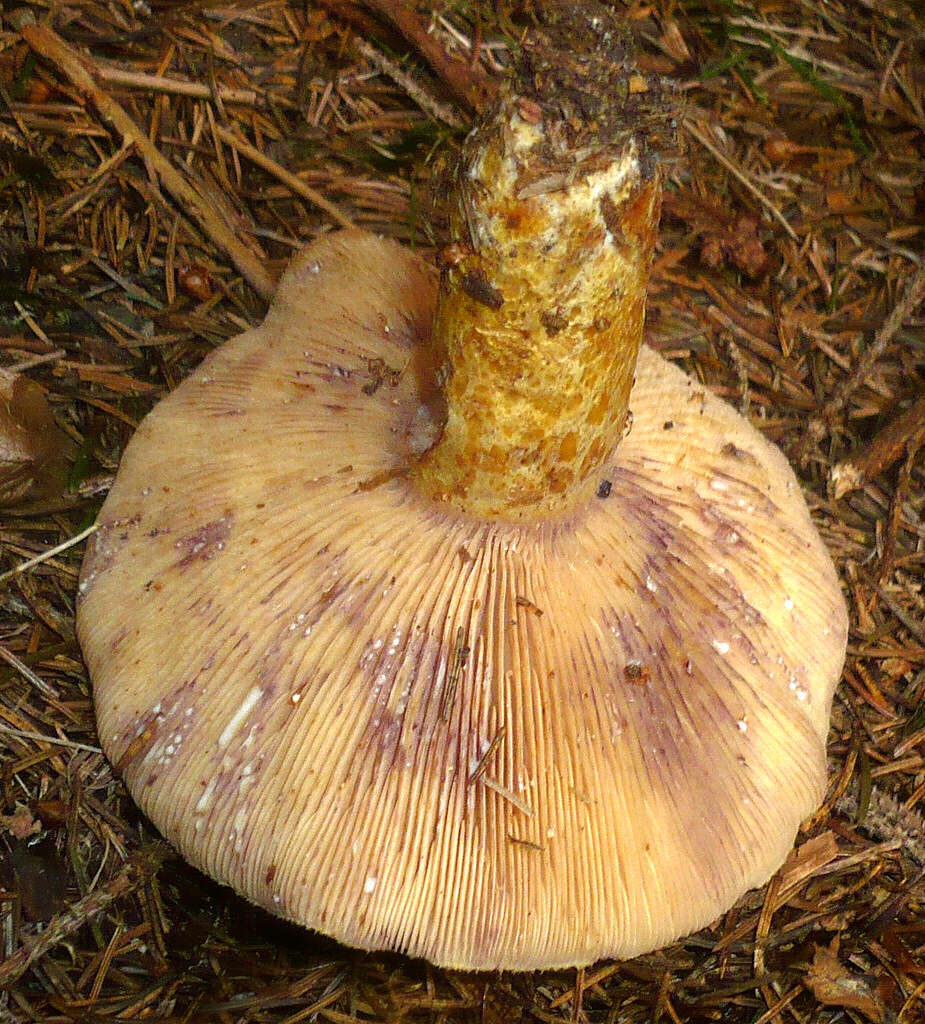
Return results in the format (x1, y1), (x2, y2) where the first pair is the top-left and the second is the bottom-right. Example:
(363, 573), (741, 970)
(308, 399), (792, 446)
(795, 265), (924, 463)
(95, 66), (287, 108)
(20, 22), (276, 301)
(354, 0), (494, 113)
(0, 846), (168, 988)
(355, 37), (464, 128)
(821, 266), (925, 420)
(212, 125), (355, 230)
(808, 266), (924, 437)
(876, 444), (915, 585)
(829, 392), (925, 498)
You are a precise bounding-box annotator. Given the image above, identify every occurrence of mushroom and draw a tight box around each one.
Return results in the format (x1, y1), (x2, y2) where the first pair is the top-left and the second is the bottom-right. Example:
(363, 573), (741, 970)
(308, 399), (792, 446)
(77, 14), (847, 972)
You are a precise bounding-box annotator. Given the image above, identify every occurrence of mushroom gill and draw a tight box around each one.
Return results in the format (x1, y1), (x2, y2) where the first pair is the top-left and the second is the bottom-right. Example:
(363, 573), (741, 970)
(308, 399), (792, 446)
(78, 8), (847, 973)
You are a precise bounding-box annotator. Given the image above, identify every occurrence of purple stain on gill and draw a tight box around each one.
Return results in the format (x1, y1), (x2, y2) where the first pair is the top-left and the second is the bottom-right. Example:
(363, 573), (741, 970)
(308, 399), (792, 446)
(593, 468), (823, 861)
(174, 514), (233, 568)
(112, 676), (200, 778)
(78, 514), (145, 598)
(83, 514), (142, 567)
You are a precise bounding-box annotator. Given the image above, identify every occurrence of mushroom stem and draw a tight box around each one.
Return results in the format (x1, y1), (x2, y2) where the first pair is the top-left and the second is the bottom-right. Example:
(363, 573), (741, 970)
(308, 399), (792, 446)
(413, 19), (672, 520)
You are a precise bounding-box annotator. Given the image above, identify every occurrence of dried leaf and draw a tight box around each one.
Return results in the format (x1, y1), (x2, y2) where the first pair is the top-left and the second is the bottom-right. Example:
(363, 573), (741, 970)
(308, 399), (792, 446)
(3, 840), (70, 921)
(658, 19), (692, 63)
(34, 799), (69, 829)
(0, 802), (40, 839)
(0, 371), (73, 506)
(777, 830), (840, 892)
(663, 193), (770, 279)
(805, 939), (886, 1022)
(699, 213), (769, 279)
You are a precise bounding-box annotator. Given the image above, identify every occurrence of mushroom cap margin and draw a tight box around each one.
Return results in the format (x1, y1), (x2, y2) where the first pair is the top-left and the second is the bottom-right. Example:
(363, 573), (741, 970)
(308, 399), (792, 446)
(77, 230), (848, 971)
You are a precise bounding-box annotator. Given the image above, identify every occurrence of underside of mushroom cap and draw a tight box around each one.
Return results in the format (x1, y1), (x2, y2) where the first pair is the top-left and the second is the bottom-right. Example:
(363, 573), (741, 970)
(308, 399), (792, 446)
(78, 230), (847, 971)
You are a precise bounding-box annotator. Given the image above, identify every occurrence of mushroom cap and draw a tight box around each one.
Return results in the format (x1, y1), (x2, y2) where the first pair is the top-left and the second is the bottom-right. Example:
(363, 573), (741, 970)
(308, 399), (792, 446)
(77, 230), (847, 971)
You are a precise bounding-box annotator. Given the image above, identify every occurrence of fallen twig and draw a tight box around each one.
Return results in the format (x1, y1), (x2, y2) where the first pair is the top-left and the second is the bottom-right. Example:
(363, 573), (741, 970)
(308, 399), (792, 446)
(212, 125), (355, 230)
(355, 38), (464, 128)
(334, 0), (494, 113)
(0, 846), (169, 988)
(835, 787), (925, 868)
(684, 119), (798, 241)
(829, 393), (925, 498)
(20, 22), (276, 301)
(94, 66), (285, 108)
(0, 521), (98, 585)
(800, 265), (925, 459)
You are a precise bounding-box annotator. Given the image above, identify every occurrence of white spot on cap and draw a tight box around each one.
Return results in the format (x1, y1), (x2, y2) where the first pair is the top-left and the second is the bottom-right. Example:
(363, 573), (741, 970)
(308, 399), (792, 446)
(218, 686), (262, 748)
(195, 777), (218, 815)
(789, 677), (809, 701)
(784, 597), (794, 610)
(710, 479), (729, 492)
(232, 807), (248, 852)
(645, 576), (658, 593)
(712, 639), (730, 655)
(308, 260), (321, 274)
(737, 717), (748, 732)
(364, 876), (377, 894)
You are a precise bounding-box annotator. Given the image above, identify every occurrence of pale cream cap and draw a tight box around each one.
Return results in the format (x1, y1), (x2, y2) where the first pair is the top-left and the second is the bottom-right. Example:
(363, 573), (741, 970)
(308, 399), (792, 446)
(78, 230), (847, 970)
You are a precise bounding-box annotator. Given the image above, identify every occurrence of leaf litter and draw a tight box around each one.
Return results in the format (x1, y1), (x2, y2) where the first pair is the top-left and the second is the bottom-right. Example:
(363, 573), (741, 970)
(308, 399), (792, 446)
(0, 1), (922, 1021)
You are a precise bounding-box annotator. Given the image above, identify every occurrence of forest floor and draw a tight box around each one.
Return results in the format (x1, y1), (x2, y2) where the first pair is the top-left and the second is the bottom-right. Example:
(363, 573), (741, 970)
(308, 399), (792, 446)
(0, 1), (922, 1022)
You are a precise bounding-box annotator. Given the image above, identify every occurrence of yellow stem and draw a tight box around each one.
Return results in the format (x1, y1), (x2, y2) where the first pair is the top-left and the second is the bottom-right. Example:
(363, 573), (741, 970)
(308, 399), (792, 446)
(413, 76), (666, 520)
